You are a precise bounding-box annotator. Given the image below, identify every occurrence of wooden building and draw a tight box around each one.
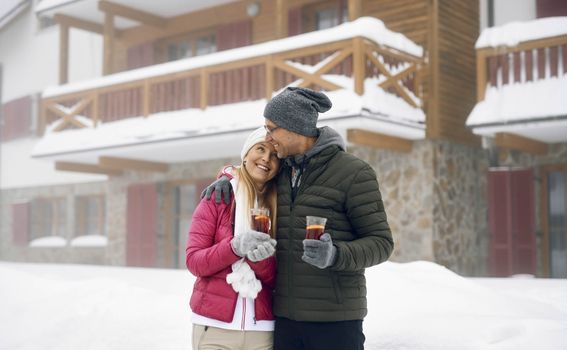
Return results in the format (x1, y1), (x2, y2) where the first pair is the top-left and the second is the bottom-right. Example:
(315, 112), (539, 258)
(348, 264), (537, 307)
(1, 0), (566, 277)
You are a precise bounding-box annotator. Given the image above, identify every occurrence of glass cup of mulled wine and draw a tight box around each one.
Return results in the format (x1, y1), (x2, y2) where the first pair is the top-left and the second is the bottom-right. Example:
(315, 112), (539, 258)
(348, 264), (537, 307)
(305, 216), (327, 240)
(251, 208), (271, 234)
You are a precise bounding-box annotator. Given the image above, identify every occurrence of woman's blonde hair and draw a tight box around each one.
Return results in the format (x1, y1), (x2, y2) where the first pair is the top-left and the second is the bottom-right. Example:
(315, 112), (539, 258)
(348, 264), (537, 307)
(236, 163), (277, 238)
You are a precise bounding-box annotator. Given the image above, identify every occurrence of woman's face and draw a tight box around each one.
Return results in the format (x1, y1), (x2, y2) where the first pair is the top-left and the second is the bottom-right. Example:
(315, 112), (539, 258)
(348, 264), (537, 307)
(244, 141), (279, 187)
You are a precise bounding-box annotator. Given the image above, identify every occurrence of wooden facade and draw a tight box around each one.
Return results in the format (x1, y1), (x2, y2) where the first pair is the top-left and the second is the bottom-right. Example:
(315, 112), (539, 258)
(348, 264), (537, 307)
(43, 0), (484, 146)
(40, 33), (424, 137)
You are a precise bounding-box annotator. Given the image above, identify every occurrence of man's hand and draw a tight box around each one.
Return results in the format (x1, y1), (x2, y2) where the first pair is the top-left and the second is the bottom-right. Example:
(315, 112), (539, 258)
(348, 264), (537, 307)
(247, 240), (277, 262)
(302, 233), (337, 269)
(200, 175), (232, 204)
(231, 230), (272, 257)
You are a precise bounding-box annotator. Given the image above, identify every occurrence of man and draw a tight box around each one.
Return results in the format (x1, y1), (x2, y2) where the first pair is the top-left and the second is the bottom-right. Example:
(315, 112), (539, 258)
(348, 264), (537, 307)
(203, 87), (393, 350)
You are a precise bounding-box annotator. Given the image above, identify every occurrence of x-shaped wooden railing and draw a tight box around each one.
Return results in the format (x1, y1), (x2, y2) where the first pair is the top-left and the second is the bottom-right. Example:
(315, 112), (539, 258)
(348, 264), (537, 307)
(40, 36), (424, 135)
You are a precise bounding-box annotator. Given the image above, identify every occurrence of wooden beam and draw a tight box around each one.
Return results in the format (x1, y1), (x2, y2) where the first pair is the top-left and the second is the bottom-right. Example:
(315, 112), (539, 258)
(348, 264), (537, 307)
(98, 1), (167, 28)
(348, 0), (362, 21)
(55, 161), (123, 176)
(59, 24), (69, 84)
(347, 129), (413, 153)
(477, 50), (487, 101)
(494, 133), (548, 155)
(276, 0), (288, 38)
(352, 37), (365, 95)
(273, 60), (343, 91)
(98, 156), (169, 172)
(54, 14), (103, 34)
(103, 13), (115, 75)
(426, 0), (440, 139)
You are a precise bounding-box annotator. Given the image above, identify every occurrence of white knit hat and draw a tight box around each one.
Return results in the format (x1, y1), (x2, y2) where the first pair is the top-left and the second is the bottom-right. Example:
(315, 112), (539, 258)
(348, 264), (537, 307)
(240, 127), (268, 161)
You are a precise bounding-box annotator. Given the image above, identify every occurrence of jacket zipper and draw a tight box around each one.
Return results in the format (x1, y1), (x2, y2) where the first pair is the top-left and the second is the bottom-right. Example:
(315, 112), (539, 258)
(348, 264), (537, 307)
(287, 162), (312, 319)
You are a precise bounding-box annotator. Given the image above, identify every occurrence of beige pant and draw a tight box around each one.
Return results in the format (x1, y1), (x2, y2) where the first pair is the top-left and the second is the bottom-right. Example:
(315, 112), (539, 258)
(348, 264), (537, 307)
(192, 324), (273, 350)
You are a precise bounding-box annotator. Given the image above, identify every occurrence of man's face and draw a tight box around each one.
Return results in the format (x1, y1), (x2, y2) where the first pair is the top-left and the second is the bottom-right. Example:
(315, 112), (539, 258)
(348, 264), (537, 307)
(264, 119), (299, 159)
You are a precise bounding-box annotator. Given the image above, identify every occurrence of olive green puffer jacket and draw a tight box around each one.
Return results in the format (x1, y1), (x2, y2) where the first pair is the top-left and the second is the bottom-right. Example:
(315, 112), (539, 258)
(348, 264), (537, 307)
(273, 129), (393, 322)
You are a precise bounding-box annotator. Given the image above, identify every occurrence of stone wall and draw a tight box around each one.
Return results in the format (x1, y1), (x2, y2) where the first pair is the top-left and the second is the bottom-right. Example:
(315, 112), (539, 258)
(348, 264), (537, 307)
(430, 140), (489, 276)
(353, 139), (492, 276)
(350, 140), (436, 263)
(0, 181), (109, 265)
(7, 140), (562, 275)
(0, 157), (239, 266)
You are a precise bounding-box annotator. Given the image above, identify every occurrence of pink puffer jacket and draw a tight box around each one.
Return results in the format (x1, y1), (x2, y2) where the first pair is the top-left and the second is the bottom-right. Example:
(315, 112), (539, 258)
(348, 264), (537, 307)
(185, 190), (276, 322)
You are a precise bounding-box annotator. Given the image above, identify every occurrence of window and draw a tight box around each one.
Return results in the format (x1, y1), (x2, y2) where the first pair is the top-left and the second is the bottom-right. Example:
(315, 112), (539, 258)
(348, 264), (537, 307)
(156, 30), (216, 63)
(196, 34), (216, 56)
(172, 184), (198, 268)
(75, 195), (106, 236)
(30, 198), (66, 240)
(301, 0), (348, 33)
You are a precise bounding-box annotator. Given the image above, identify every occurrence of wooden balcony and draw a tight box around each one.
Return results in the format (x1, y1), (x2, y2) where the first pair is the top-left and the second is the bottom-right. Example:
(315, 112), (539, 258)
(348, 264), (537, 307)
(476, 32), (567, 101)
(39, 19), (424, 136)
(471, 24), (567, 153)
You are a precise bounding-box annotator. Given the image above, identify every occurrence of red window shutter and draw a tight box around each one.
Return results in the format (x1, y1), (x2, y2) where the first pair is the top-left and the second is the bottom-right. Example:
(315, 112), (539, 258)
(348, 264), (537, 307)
(288, 7), (303, 36)
(1, 96), (32, 142)
(12, 203), (30, 246)
(127, 42), (154, 70)
(510, 169), (537, 275)
(488, 169), (536, 276)
(127, 183), (157, 267)
(216, 20), (252, 51)
(537, 0), (567, 17)
(488, 171), (512, 277)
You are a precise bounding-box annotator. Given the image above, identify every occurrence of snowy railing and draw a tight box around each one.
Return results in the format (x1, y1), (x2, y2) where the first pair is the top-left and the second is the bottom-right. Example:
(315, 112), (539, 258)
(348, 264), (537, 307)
(476, 18), (567, 101)
(39, 18), (424, 135)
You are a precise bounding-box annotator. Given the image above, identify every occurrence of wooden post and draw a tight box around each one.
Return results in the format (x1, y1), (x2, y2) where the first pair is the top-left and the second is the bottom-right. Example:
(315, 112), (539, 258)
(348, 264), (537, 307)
(266, 56), (274, 100)
(426, 0), (440, 139)
(348, 0), (362, 21)
(477, 50), (487, 102)
(143, 80), (151, 117)
(103, 13), (115, 75)
(59, 24), (69, 84)
(200, 69), (208, 109)
(276, 0), (288, 39)
(352, 38), (365, 95)
(92, 92), (99, 127)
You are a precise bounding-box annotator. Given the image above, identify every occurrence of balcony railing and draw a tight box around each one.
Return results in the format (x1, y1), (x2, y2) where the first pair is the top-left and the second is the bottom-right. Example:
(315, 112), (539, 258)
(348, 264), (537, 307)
(476, 33), (567, 101)
(40, 19), (424, 135)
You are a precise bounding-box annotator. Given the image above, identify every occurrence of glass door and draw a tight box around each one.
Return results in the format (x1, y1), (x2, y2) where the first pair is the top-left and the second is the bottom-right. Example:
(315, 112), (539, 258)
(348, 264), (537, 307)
(544, 167), (567, 278)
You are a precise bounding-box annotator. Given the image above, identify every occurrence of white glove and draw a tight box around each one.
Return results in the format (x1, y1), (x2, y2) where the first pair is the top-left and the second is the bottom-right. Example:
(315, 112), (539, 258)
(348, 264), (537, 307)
(247, 240), (277, 262)
(231, 230), (271, 257)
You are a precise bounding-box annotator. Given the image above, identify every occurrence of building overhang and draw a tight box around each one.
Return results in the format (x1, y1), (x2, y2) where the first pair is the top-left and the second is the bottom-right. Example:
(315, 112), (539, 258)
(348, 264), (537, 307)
(31, 91), (425, 169)
(35, 0), (238, 29)
(467, 74), (567, 147)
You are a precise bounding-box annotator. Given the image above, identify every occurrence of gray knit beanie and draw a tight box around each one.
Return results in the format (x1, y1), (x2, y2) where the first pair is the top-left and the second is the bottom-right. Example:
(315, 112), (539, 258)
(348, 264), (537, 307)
(264, 87), (332, 137)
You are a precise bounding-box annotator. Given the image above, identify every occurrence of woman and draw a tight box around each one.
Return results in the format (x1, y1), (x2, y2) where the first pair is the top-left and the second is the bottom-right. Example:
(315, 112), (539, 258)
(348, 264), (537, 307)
(186, 127), (280, 350)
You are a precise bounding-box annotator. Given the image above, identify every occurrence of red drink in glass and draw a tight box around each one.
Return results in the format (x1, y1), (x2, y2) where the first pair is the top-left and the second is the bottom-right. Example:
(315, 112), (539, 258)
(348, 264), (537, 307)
(305, 216), (327, 240)
(251, 208), (271, 234)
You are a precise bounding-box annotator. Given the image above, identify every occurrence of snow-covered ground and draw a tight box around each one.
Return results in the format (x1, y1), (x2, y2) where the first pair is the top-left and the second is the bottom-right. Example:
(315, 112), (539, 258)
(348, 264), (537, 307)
(1, 260), (566, 350)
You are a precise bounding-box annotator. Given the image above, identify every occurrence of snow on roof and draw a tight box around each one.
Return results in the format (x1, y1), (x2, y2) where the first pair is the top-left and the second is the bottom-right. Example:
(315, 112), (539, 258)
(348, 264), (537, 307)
(32, 80), (425, 162)
(467, 75), (567, 126)
(476, 17), (567, 49)
(466, 74), (567, 143)
(34, 0), (78, 14)
(35, 0), (237, 18)
(43, 16), (423, 98)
